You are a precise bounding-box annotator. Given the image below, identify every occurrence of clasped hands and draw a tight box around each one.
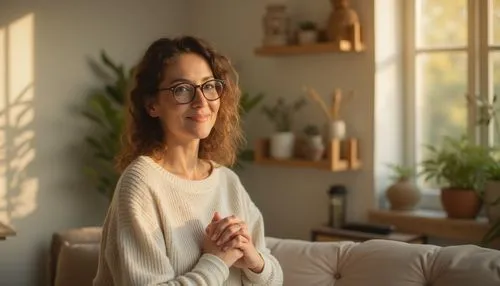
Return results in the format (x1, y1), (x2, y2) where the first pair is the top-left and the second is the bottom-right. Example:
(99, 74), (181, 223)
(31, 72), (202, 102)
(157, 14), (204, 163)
(203, 212), (264, 273)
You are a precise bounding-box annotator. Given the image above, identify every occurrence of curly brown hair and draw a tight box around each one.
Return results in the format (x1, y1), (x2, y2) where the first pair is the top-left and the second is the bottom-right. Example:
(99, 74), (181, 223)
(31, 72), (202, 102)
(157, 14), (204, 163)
(116, 36), (243, 172)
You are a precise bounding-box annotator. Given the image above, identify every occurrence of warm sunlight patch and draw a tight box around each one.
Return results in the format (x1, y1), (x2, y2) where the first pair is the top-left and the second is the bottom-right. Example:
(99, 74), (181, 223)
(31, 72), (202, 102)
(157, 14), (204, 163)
(0, 13), (38, 225)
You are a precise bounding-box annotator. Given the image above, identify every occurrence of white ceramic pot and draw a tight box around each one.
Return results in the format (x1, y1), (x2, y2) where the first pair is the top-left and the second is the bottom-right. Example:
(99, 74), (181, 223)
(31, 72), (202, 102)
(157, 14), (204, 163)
(329, 120), (346, 140)
(298, 30), (318, 45)
(270, 132), (295, 159)
(485, 180), (500, 223)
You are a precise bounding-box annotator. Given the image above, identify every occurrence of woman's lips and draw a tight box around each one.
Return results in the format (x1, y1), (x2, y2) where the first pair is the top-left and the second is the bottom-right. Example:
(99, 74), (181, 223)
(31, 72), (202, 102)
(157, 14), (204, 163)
(187, 114), (210, 122)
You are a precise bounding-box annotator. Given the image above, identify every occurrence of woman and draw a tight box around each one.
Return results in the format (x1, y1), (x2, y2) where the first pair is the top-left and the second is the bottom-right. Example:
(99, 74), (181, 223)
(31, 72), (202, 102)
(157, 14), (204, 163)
(93, 36), (283, 286)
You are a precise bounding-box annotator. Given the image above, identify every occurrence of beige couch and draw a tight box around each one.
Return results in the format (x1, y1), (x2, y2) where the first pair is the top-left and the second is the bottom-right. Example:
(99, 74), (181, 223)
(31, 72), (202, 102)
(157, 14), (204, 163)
(49, 227), (500, 286)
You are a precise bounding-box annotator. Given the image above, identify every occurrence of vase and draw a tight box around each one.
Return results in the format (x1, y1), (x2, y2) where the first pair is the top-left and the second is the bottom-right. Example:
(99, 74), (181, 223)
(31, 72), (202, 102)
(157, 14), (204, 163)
(329, 120), (346, 140)
(270, 132), (295, 159)
(326, 0), (360, 42)
(385, 179), (421, 211)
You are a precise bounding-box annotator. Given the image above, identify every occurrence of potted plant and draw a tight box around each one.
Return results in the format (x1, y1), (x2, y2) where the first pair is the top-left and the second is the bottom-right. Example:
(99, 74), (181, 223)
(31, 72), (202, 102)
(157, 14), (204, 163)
(262, 97), (307, 159)
(81, 50), (133, 201)
(468, 94), (500, 244)
(385, 163), (421, 211)
(303, 124), (325, 161)
(297, 21), (318, 45)
(420, 136), (493, 219)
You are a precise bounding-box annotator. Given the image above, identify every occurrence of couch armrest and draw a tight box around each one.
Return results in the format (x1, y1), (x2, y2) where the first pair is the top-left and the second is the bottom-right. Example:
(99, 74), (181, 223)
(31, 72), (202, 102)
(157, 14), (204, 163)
(49, 227), (102, 286)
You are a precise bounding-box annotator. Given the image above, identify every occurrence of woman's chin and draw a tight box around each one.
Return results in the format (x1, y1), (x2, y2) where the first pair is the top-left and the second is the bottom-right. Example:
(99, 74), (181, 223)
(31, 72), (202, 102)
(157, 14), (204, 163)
(186, 128), (213, 140)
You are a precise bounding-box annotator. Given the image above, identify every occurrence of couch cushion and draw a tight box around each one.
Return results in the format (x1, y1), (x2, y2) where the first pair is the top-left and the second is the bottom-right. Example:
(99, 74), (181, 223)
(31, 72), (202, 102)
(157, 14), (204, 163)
(266, 237), (500, 286)
(54, 243), (100, 286)
(265, 237), (357, 285)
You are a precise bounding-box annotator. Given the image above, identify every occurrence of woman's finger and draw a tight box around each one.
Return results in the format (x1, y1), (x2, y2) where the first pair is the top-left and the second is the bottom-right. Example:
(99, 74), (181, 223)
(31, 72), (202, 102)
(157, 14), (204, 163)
(211, 215), (243, 240)
(222, 234), (249, 252)
(217, 223), (245, 246)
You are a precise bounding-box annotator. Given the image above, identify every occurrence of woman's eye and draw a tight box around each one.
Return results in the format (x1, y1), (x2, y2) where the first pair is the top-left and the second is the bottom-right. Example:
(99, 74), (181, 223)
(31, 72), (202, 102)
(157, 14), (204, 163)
(204, 84), (215, 90)
(176, 85), (191, 93)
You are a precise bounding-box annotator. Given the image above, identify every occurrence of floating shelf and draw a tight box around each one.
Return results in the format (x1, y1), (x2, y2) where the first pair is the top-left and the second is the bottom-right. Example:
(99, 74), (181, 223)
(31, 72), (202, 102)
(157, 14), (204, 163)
(254, 138), (361, 172)
(254, 42), (365, 56)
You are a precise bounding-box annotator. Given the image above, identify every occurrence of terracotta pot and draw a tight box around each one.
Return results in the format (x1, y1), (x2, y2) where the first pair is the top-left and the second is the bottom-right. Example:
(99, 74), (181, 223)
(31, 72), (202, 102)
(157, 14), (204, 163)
(484, 180), (500, 223)
(386, 179), (421, 211)
(440, 188), (482, 219)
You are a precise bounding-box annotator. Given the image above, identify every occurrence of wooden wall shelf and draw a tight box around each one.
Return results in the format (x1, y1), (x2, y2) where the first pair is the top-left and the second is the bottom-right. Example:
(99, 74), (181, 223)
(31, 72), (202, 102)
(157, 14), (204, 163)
(254, 42), (365, 56)
(254, 138), (361, 172)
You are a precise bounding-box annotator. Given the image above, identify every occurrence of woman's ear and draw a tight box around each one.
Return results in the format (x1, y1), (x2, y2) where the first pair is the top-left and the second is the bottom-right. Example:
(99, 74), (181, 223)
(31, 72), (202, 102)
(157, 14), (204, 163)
(145, 98), (159, 118)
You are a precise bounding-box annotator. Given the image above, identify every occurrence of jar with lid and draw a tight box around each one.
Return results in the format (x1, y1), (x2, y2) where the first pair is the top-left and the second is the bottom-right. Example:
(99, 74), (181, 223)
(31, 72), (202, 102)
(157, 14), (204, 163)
(262, 4), (290, 46)
(328, 185), (347, 228)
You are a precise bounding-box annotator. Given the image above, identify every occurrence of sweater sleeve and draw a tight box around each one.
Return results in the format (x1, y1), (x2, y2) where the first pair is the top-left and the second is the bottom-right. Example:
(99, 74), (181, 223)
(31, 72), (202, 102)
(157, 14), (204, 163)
(102, 173), (230, 286)
(236, 183), (284, 285)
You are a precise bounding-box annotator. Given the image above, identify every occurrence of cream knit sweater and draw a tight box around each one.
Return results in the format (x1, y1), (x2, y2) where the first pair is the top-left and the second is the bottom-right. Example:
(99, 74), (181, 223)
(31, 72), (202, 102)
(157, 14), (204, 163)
(93, 156), (283, 286)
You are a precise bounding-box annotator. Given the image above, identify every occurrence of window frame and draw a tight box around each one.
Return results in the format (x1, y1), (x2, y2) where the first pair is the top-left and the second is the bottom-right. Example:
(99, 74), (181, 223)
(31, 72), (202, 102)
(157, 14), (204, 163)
(403, 0), (496, 209)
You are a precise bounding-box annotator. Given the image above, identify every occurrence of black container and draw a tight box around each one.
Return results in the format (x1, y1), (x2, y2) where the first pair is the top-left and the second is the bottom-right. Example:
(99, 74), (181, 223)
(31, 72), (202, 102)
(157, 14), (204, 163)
(328, 185), (347, 228)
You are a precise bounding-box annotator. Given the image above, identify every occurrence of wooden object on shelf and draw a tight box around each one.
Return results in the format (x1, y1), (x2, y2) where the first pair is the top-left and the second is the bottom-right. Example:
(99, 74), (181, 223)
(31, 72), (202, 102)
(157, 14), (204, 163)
(254, 138), (361, 171)
(254, 42), (364, 56)
(311, 226), (427, 244)
(368, 209), (498, 245)
(0, 221), (16, 240)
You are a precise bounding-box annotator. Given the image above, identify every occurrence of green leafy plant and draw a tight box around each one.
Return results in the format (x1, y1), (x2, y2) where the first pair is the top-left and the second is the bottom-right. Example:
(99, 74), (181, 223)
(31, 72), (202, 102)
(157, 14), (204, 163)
(82, 51), (134, 200)
(467, 94), (500, 245)
(419, 135), (494, 193)
(262, 97), (307, 132)
(482, 160), (500, 246)
(386, 163), (415, 182)
(482, 220), (500, 247)
(298, 21), (317, 31)
(303, 124), (320, 136)
(233, 91), (265, 168)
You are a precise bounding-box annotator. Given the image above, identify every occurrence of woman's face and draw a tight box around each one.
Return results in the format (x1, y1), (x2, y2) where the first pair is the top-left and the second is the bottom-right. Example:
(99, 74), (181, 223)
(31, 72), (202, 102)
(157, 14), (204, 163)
(149, 53), (221, 144)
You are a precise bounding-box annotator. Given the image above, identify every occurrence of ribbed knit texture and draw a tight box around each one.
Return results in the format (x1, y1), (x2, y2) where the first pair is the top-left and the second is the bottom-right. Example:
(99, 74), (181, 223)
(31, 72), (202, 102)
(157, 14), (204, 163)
(93, 156), (283, 286)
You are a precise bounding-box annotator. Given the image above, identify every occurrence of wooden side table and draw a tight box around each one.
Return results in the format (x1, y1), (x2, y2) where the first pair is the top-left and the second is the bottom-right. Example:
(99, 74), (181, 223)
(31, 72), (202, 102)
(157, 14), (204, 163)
(0, 221), (16, 240)
(311, 226), (427, 244)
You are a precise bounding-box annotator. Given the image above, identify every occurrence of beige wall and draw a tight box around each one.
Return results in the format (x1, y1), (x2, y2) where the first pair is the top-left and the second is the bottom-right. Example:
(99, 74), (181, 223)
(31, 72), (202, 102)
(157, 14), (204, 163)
(0, 1), (187, 285)
(188, 0), (377, 239)
(0, 0), (387, 284)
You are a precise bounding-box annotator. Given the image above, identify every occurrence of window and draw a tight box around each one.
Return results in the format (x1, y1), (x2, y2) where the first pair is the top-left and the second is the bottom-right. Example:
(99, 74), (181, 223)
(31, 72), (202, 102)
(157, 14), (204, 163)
(405, 0), (500, 196)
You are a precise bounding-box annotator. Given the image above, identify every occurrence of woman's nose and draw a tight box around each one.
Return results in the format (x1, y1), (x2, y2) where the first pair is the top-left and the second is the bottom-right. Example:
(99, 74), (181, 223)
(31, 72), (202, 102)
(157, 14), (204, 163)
(191, 87), (208, 107)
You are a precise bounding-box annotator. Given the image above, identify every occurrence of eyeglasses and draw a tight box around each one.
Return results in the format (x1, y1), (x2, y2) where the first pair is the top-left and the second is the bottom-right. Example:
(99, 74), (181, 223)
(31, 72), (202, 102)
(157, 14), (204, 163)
(158, 79), (225, 104)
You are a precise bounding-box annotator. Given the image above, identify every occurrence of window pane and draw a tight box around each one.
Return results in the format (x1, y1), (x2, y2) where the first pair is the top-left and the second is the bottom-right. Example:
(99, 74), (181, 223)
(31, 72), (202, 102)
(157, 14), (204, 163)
(492, 0), (500, 45)
(416, 52), (468, 181)
(491, 52), (500, 144)
(416, 0), (467, 48)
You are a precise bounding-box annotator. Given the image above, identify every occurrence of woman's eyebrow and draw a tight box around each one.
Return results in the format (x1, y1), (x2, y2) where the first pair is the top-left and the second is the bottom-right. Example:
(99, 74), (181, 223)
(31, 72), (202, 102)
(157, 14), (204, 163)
(169, 76), (215, 85)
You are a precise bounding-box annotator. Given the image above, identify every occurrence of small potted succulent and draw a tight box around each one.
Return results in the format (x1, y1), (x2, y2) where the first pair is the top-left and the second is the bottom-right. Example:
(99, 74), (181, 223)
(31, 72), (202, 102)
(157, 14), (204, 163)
(262, 97), (307, 159)
(303, 124), (325, 161)
(297, 21), (318, 45)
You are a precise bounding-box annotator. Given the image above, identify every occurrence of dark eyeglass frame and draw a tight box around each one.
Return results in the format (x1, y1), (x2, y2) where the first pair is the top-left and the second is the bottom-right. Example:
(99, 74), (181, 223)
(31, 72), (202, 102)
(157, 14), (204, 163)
(157, 79), (225, 104)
